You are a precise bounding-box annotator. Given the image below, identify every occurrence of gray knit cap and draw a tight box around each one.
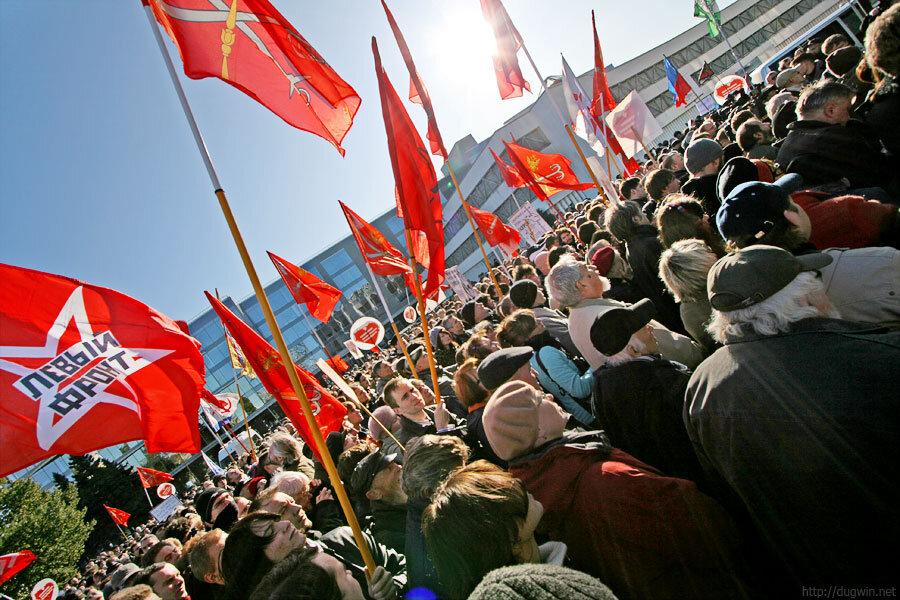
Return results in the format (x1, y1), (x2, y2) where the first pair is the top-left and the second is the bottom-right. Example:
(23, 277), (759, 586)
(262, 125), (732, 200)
(467, 563), (618, 600)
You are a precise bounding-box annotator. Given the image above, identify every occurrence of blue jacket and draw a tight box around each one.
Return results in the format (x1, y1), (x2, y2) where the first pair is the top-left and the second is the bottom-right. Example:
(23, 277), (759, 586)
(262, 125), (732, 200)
(531, 345), (594, 425)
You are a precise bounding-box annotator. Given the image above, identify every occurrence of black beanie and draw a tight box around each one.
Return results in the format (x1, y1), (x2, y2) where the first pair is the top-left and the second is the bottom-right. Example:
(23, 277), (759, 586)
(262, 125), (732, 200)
(772, 100), (797, 140)
(509, 280), (539, 309)
(460, 301), (477, 328)
(717, 156), (759, 202)
(468, 563), (619, 600)
(194, 488), (227, 525)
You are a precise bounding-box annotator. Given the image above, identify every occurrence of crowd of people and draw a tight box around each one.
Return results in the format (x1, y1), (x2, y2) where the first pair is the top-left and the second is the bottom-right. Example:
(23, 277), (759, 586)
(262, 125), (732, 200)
(54, 5), (898, 600)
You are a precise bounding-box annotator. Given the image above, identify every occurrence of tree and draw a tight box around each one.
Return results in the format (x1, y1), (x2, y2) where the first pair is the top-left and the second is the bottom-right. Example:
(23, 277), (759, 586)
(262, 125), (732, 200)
(0, 477), (92, 599)
(68, 454), (151, 557)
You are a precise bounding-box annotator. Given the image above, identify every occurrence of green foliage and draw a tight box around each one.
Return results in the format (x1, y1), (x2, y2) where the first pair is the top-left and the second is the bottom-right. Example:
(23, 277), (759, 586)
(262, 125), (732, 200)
(0, 477), (92, 599)
(68, 454), (151, 558)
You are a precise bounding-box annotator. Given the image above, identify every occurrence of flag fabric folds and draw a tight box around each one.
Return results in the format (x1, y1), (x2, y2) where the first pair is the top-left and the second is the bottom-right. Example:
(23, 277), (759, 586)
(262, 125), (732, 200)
(268, 252), (342, 322)
(480, 0), (531, 99)
(664, 56), (693, 107)
(145, 0), (361, 155)
(324, 354), (350, 374)
(466, 203), (522, 257)
(0, 263), (205, 477)
(136, 466), (174, 488)
(503, 140), (595, 201)
(372, 38), (445, 299)
(339, 201), (412, 276)
(0, 551), (37, 586)
(604, 91), (665, 159)
(225, 329), (256, 378)
(491, 148), (527, 188)
(561, 54), (606, 158)
(698, 61), (715, 83)
(380, 0), (448, 159)
(104, 505), (131, 526)
(205, 293), (346, 462)
(201, 450), (225, 476)
(694, 0), (722, 38)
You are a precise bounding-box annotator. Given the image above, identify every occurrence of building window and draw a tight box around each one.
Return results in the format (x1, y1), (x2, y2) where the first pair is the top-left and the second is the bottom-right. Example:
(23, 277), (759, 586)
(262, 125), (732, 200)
(321, 250), (353, 274)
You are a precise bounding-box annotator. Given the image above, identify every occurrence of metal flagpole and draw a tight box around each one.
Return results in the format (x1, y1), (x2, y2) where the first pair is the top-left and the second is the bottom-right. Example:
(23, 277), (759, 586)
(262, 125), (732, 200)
(142, 485), (154, 508)
(363, 261), (419, 380)
(300, 306), (332, 360)
(143, 5), (376, 574)
(447, 169), (504, 299)
(703, 0), (748, 78)
(491, 245), (514, 279)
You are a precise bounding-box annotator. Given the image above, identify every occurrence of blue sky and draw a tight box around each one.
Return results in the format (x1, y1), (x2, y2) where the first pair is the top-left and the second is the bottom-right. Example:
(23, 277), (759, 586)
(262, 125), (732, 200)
(0, 1), (732, 322)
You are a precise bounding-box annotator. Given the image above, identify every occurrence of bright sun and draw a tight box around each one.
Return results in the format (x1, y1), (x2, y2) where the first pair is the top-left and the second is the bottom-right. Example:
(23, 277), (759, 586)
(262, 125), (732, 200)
(427, 4), (498, 85)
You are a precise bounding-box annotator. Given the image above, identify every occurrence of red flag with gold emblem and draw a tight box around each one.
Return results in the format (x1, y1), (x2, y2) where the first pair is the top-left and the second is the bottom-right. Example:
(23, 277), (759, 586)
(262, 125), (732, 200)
(104, 505), (131, 526)
(491, 148), (527, 188)
(268, 252), (342, 322)
(480, 0), (531, 99)
(145, 0), (360, 155)
(465, 203), (521, 256)
(205, 293), (346, 461)
(136, 466), (174, 488)
(339, 201), (412, 277)
(503, 140), (595, 201)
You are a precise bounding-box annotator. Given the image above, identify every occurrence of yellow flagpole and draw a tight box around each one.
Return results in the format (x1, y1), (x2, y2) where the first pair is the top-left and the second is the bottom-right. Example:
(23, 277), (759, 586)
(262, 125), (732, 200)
(403, 229), (443, 406)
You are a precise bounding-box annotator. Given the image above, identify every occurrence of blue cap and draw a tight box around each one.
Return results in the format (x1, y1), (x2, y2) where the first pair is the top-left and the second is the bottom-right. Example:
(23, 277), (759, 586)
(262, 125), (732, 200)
(716, 174), (804, 240)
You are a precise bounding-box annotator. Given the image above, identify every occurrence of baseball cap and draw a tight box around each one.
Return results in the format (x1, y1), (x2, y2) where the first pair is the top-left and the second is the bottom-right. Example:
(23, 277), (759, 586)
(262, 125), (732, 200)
(477, 347), (535, 390)
(708, 245), (833, 311)
(716, 174), (804, 240)
(589, 299), (657, 356)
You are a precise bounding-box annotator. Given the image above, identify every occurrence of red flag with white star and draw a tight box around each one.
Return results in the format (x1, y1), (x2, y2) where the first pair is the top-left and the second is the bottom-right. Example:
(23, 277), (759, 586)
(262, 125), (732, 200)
(136, 466), (174, 488)
(0, 264), (205, 478)
(145, 0), (360, 155)
(268, 252), (342, 322)
(104, 505), (131, 526)
(205, 293), (346, 462)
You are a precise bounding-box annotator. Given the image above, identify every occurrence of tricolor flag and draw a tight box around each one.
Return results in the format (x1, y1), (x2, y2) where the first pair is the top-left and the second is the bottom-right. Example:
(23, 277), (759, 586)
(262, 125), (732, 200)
(145, 0), (361, 155)
(136, 466), (174, 488)
(480, 0), (531, 99)
(373, 38), (445, 299)
(206, 293), (347, 462)
(503, 139), (595, 201)
(339, 201), (412, 276)
(0, 263), (206, 478)
(200, 450), (225, 476)
(664, 55), (693, 107)
(268, 252), (342, 322)
(561, 54), (606, 158)
(694, 0), (722, 38)
(465, 203), (522, 257)
(104, 505), (131, 526)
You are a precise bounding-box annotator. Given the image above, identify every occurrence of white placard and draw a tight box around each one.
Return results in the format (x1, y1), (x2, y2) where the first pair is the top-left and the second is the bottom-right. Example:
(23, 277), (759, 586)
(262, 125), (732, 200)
(343, 339), (363, 359)
(402, 306), (417, 323)
(30, 579), (58, 600)
(713, 75), (749, 105)
(350, 317), (385, 351)
(157, 482), (176, 499)
(443, 266), (479, 302)
(150, 495), (183, 522)
(508, 203), (553, 246)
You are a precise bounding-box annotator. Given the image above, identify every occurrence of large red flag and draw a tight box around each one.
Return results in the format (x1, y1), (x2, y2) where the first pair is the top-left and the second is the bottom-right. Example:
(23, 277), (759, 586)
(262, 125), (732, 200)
(491, 148), (527, 188)
(205, 293), (346, 461)
(136, 466), (174, 488)
(0, 551), (37, 586)
(104, 505), (131, 526)
(480, 0), (531, 99)
(339, 201), (412, 277)
(145, 0), (360, 156)
(381, 0), (448, 160)
(503, 140), (596, 201)
(466, 203), (522, 257)
(0, 264), (205, 478)
(372, 38), (445, 299)
(268, 252), (341, 322)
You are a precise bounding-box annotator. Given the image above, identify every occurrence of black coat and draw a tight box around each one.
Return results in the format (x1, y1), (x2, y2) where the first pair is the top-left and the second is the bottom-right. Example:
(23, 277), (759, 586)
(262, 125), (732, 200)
(681, 174), (721, 217)
(623, 225), (686, 334)
(320, 526), (407, 598)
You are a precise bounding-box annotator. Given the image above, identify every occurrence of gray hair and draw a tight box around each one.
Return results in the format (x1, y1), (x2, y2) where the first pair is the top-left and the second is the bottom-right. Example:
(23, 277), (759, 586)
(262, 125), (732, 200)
(659, 239), (718, 303)
(766, 92), (796, 119)
(605, 201), (644, 242)
(268, 470), (309, 497)
(545, 255), (586, 308)
(604, 335), (649, 367)
(797, 82), (855, 119)
(401, 434), (469, 503)
(707, 272), (839, 343)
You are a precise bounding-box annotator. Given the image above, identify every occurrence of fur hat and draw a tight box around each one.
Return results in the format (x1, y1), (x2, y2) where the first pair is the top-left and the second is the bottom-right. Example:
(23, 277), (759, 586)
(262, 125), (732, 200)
(482, 380), (540, 460)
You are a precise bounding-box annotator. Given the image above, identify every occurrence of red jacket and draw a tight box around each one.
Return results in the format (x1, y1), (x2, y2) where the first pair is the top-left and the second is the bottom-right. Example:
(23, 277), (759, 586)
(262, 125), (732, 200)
(509, 433), (749, 600)
(792, 191), (897, 250)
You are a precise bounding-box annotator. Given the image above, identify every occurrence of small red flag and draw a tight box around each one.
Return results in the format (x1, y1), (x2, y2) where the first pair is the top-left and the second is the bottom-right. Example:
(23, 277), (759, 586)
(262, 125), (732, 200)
(0, 264), (205, 478)
(466, 203), (522, 257)
(0, 551), (37, 586)
(325, 355), (350, 374)
(205, 293), (346, 462)
(268, 252), (342, 322)
(480, 0), (531, 99)
(104, 505), (131, 526)
(373, 38), (445, 300)
(503, 140), (595, 201)
(491, 148), (527, 188)
(381, 0), (448, 160)
(136, 466), (174, 488)
(146, 0), (360, 156)
(339, 201), (412, 277)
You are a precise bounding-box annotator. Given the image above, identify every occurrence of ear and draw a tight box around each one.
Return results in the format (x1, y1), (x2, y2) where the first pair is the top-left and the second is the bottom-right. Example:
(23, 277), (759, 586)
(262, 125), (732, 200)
(365, 489), (382, 501)
(783, 208), (804, 229)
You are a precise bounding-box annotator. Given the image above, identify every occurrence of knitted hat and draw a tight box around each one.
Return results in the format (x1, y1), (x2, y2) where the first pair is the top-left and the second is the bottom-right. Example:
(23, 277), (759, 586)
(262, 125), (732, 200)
(460, 301), (477, 328)
(684, 139), (723, 175)
(482, 380), (540, 461)
(772, 100), (797, 139)
(194, 488), (227, 525)
(468, 563), (618, 600)
(590, 246), (615, 276)
(716, 156), (760, 202)
(509, 280), (539, 309)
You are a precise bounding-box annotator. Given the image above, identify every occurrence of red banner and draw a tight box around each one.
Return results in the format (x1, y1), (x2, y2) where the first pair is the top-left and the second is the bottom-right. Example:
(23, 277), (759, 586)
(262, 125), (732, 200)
(268, 252), (342, 322)
(104, 505), (131, 526)
(503, 140), (595, 201)
(339, 201), (411, 277)
(205, 293), (346, 461)
(480, 0), (531, 99)
(0, 264), (205, 478)
(0, 551), (37, 586)
(491, 148), (527, 188)
(466, 203), (521, 257)
(136, 466), (174, 488)
(146, 0), (360, 155)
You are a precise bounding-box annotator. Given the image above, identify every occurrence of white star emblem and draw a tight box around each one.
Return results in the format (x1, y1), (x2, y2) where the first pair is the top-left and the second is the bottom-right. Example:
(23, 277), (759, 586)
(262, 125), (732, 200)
(0, 286), (171, 450)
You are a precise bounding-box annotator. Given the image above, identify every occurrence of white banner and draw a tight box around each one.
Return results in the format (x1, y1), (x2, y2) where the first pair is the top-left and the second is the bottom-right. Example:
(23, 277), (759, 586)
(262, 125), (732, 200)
(604, 91), (664, 158)
(444, 266), (479, 302)
(343, 339), (363, 359)
(508, 203), (553, 246)
(150, 495), (183, 522)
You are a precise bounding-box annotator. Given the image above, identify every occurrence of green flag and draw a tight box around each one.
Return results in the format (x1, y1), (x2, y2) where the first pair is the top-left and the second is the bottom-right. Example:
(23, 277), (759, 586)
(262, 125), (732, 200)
(694, 0), (721, 38)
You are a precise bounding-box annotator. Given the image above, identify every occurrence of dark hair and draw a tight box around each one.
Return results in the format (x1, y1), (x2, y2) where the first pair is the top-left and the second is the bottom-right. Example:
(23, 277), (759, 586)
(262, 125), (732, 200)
(513, 264), (538, 281)
(736, 120), (765, 151)
(381, 376), (408, 409)
(131, 563), (167, 588)
(644, 169), (678, 202)
(248, 546), (338, 600)
(422, 461), (529, 600)
(730, 109), (755, 134)
(587, 204), (605, 224)
(497, 309), (538, 348)
(548, 246), (572, 269)
(620, 177), (643, 199)
(577, 221), (599, 245)
(220, 513), (280, 597)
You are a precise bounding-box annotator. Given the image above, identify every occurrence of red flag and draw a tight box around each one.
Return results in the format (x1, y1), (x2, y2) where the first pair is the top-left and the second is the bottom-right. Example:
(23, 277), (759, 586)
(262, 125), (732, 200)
(268, 252), (342, 322)
(466, 203), (522, 257)
(480, 0), (531, 99)
(373, 38), (445, 299)
(104, 505), (131, 526)
(136, 466), (174, 488)
(146, 0), (360, 156)
(205, 293), (346, 461)
(339, 201), (412, 277)
(0, 551), (37, 586)
(325, 355), (349, 374)
(589, 12), (640, 177)
(381, 0), (448, 160)
(491, 148), (527, 188)
(503, 140), (595, 201)
(0, 264), (205, 478)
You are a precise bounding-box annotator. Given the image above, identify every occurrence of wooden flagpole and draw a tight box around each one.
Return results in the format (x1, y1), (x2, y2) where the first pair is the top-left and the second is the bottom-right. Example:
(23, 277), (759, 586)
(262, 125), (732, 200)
(447, 170), (503, 299)
(143, 6), (376, 574)
(361, 261), (419, 380)
(403, 229), (442, 406)
(215, 289), (257, 462)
